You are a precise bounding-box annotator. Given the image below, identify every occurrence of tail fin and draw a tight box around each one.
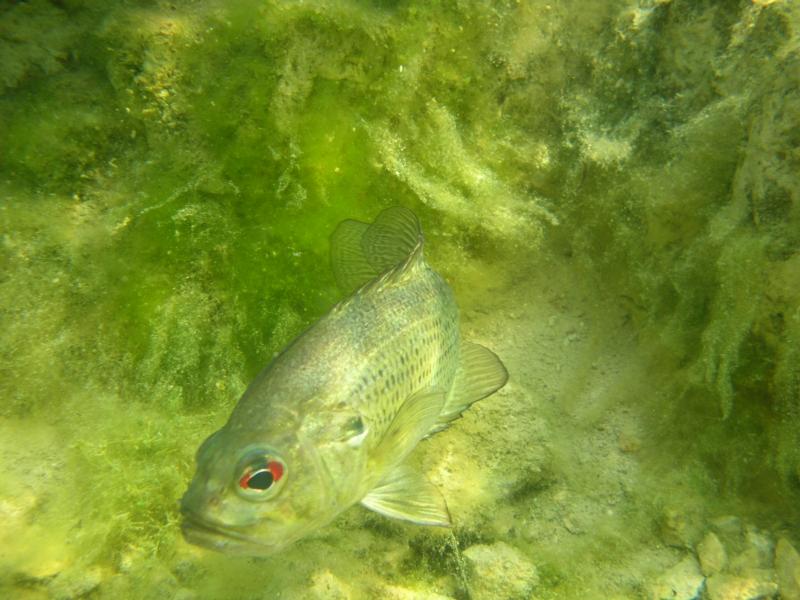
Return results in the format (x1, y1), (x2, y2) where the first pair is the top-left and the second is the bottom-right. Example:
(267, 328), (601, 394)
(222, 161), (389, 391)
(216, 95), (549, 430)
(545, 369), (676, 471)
(330, 207), (423, 294)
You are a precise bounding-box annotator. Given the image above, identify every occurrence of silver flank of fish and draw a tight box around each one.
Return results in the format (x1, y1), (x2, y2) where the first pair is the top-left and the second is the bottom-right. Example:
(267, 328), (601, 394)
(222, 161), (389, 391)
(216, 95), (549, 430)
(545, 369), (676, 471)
(180, 207), (508, 555)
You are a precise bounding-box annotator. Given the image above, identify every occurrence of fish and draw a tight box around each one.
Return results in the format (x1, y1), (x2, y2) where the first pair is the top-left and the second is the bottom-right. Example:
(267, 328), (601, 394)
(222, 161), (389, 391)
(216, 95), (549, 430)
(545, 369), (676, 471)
(180, 206), (508, 555)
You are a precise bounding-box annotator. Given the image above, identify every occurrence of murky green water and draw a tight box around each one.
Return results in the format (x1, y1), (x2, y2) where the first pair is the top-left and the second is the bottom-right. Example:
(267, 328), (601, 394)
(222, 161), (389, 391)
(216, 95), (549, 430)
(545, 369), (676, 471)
(1, 1), (799, 598)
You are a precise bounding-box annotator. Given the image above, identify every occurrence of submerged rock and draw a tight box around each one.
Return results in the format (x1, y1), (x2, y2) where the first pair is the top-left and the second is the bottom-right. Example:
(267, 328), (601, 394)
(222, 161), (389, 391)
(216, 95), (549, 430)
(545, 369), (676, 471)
(380, 584), (455, 600)
(697, 532), (728, 576)
(48, 566), (105, 600)
(705, 572), (778, 600)
(660, 507), (702, 549)
(711, 516), (744, 547)
(463, 541), (538, 600)
(742, 527), (775, 569)
(775, 538), (800, 600)
(647, 555), (704, 600)
(730, 533), (776, 575)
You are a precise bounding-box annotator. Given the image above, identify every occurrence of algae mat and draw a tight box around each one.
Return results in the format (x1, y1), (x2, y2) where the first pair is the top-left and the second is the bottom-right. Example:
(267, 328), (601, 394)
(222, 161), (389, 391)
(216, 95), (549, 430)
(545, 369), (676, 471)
(2, 0), (799, 598)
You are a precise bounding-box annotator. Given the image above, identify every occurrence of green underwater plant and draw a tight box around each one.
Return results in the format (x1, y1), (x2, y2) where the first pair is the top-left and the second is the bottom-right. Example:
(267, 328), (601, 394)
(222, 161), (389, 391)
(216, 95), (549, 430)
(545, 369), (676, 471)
(1, 0), (799, 597)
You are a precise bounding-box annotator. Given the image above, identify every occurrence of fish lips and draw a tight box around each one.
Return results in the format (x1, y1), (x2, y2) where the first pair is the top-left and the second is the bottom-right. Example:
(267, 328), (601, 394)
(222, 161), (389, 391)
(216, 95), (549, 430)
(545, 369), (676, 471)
(180, 508), (282, 556)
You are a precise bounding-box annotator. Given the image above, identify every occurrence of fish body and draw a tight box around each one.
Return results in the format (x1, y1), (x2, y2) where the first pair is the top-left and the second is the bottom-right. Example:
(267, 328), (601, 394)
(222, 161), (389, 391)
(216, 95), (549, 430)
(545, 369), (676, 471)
(180, 207), (507, 555)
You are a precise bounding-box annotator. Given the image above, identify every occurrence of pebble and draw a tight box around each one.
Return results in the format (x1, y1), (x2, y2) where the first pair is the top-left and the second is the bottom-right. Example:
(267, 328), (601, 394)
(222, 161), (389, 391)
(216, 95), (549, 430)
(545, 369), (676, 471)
(463, 541), (539, 600)
(775, 538), (800, 600)
(647, 555), (704, 600)
(697, 531), (728, 576)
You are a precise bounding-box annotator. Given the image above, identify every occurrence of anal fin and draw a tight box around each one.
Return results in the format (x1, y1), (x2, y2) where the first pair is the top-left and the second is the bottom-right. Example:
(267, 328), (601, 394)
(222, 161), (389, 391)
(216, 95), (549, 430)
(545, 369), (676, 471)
(361, 463), (451, 527)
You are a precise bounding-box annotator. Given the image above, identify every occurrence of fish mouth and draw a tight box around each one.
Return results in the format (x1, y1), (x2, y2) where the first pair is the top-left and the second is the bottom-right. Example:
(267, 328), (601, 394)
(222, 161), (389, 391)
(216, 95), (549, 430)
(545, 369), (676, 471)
(180, 509), (278, 556)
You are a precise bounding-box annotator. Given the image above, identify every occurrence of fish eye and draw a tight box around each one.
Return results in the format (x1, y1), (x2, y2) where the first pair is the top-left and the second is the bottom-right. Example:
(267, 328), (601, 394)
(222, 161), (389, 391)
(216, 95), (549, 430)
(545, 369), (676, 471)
(235, 451), (287, 501)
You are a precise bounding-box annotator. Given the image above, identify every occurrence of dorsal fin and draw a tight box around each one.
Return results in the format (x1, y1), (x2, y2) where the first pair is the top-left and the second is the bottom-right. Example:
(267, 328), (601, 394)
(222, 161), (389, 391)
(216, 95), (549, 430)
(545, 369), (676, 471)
(330, 207), (423, 295)
(428, 341), (509, 435)
(362, 206), (421, 270)
(329, 219), (373, 294)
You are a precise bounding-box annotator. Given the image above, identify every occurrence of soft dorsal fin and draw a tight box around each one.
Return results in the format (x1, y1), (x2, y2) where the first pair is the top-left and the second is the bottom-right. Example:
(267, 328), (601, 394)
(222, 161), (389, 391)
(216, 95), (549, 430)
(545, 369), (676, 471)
(330, 206), (422, 294)
(330, 219), (373, 294)
(430, 341), (509, 434)
(362, 206), (421, 270)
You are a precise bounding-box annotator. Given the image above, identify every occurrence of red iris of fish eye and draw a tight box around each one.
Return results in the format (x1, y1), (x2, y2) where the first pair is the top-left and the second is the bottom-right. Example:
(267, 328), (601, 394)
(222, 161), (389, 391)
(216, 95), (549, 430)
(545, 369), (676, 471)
(239, 470), (254, 489)
(268, 460), (284, 482)
(238, 459), (284, 490)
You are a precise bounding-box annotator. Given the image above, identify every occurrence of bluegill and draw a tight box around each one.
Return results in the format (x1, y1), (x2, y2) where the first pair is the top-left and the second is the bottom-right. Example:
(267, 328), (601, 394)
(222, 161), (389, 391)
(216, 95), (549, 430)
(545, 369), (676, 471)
(180, 207), (507, 555)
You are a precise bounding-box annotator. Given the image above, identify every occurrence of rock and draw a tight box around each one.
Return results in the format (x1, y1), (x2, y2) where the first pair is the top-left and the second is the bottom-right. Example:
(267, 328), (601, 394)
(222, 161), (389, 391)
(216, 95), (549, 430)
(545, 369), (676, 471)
(48, 566), (105, 600)
(380, 584), (455, 599)
(728, 526), (776, 575)
(660, 507), (702, 548)
(745, 526), (775, 568)
(730, 550), (765, 575)
(309, 570), (353, 600)
(775, 538), (800, 600)
(463, 541), (539, 600)
(711, 516), (744, 549)
(705, 573), (778, 600)
(697, 532), (728, 576)
(0, 486), (66, 583)
(647, 555), (705, 600)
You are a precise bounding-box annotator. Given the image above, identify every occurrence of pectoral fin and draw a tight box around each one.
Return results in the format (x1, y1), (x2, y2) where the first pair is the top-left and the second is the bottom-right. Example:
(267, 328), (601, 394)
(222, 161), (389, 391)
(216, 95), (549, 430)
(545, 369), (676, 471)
(361, 463), (451, 526)
(371, 389), (446, 469)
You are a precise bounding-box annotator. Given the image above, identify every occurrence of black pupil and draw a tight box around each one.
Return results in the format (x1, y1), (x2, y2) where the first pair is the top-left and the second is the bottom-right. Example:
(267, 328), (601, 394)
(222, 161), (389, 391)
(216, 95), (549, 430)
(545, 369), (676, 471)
(248, 468), (274, 490)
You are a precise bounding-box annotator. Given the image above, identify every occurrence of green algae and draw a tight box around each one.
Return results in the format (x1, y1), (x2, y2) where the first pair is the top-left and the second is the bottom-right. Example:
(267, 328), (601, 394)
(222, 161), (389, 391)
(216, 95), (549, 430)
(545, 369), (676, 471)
(1, 0), (799, 598)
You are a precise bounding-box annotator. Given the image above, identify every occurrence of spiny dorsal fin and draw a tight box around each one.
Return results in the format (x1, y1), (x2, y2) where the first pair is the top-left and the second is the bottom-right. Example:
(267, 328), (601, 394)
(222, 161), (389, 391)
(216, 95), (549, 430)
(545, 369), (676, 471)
(429, 341), (509, 434)
(361, 463), (451, 527)
(330, 206), (422, 295)
(329, 219), (373, 295)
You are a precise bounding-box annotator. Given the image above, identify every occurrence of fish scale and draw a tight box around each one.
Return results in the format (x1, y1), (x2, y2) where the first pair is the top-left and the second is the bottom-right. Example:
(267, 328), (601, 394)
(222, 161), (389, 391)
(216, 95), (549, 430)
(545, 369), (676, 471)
(338, 272), (460, 444)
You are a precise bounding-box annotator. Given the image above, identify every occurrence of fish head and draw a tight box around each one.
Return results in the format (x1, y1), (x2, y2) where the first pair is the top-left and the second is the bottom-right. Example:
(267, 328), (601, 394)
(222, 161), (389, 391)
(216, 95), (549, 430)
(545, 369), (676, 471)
(180, 421), (341, 555)
(180, 402), (370, 555)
